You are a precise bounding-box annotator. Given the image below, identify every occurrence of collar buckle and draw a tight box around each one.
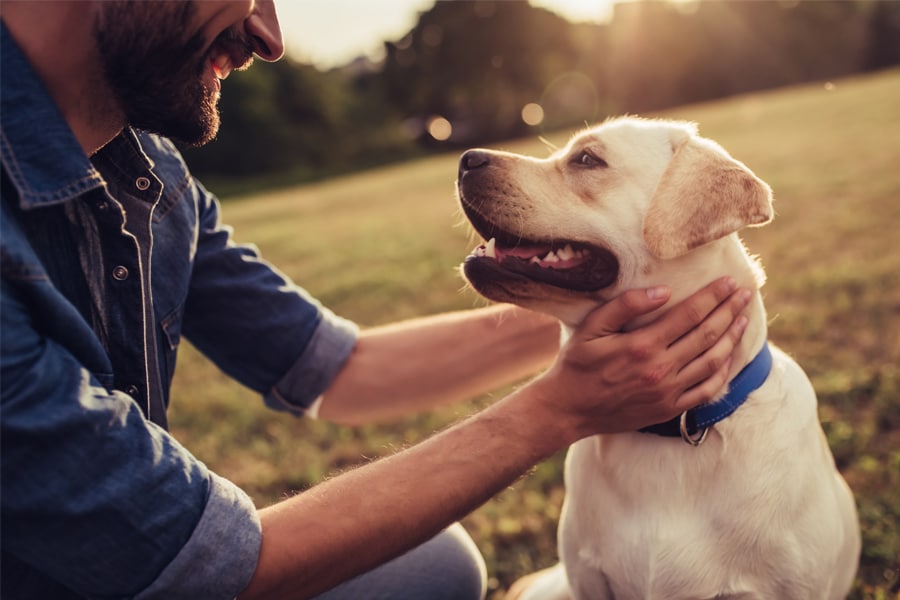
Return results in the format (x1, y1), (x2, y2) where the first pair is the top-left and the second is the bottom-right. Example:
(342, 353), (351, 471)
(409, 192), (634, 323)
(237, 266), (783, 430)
(679, 411), (709, 446)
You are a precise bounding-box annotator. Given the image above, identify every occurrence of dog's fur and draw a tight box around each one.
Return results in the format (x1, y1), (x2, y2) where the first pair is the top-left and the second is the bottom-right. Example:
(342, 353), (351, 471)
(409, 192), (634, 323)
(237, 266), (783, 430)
(456, 117), (860, 600)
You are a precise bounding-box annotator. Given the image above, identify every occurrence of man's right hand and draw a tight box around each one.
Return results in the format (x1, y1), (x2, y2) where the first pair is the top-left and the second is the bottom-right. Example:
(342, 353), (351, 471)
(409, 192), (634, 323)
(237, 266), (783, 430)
(526, 276), (752, 443)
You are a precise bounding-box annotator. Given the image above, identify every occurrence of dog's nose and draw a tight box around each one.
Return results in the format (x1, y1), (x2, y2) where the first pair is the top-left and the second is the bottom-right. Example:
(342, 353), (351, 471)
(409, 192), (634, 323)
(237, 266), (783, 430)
(459, 150), (491, 174)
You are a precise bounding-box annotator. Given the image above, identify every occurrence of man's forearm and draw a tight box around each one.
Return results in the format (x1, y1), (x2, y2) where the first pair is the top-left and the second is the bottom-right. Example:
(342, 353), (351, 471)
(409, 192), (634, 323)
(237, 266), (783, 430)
(240, 381), (564, 600)
(319, 304), (560, 424)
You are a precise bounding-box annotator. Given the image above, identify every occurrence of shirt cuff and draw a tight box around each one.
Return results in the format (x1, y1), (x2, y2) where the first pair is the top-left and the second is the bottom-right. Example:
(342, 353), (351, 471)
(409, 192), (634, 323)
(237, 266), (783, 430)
(265, 307), (358, 416)
(135, 473), (261, 600)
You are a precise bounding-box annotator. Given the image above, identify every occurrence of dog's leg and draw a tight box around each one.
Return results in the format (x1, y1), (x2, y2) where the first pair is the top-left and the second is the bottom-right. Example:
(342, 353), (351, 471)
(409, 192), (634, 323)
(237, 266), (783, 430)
(506, 563), (572, 600)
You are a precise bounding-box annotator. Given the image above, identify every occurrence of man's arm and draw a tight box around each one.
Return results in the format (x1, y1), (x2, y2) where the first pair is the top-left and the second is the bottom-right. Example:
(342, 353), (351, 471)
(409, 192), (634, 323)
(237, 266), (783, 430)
(239, 277), (751, 600)
(0, 280), (260, 599)
(317, 303), (560, 424)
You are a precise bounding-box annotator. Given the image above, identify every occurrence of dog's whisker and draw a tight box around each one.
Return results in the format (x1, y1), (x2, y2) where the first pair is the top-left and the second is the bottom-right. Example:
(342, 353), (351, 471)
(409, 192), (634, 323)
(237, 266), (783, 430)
(539, 136), (559, 154)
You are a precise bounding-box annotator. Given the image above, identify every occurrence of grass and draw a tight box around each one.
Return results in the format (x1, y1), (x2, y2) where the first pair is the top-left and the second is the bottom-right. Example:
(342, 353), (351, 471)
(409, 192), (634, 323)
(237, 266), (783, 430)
(170, 68), (900, 598)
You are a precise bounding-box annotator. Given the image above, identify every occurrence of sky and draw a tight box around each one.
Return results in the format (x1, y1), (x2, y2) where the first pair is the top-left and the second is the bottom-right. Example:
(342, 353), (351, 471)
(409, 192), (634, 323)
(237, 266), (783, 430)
(275, 0), (617, 69)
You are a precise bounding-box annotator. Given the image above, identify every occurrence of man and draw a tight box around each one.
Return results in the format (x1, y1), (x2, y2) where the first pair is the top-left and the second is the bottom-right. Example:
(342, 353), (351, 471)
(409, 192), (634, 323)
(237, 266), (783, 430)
(0, 2), (750, 599)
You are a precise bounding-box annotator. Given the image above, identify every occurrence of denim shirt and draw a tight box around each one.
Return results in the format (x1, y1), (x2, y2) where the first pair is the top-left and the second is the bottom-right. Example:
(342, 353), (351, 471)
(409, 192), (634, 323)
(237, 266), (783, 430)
(1, 24), (358, 599)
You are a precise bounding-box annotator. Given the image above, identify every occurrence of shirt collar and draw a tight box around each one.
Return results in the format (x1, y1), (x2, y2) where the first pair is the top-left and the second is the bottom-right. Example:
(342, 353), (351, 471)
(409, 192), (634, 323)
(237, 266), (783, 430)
(1, 21), (105, 209)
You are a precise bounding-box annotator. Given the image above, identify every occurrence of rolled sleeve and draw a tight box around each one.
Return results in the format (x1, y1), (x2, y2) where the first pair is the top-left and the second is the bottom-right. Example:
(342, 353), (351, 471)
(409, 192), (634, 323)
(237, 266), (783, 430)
(265, 305), (358, 416)
(182, 186), (359, 412)
(136, 473), (261, 600)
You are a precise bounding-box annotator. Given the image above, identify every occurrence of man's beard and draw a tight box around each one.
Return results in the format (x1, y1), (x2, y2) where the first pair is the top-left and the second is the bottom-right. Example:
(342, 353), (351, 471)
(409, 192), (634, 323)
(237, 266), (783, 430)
(93, 1), (251, 147)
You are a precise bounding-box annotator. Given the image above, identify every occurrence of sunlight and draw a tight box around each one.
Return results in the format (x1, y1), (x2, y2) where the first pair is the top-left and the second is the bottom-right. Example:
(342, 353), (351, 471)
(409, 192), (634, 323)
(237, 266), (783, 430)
(532, 0), (616, 23)
(666, 0), (702, 16)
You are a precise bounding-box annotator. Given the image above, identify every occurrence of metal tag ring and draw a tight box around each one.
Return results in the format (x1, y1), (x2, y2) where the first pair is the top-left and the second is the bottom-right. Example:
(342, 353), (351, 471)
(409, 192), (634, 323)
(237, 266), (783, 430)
(679, 411), (709, 447)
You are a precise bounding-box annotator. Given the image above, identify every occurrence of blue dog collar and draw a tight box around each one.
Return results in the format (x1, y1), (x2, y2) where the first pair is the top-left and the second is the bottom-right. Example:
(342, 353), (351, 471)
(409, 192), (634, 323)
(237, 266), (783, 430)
(639, 342), (773, 446)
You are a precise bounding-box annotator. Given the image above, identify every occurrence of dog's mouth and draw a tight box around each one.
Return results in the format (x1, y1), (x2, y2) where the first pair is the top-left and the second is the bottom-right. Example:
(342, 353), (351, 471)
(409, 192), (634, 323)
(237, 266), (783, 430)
(463, 207), (619, 292)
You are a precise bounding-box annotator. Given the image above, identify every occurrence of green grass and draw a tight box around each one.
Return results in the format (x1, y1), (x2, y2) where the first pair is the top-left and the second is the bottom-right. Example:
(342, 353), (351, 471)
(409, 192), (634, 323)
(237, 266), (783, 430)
(170, 68), (900, 599)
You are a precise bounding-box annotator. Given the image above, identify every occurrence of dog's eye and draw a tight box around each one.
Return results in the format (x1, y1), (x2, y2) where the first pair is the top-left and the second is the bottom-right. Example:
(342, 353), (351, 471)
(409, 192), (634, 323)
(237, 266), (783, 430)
(573, 151), (607, 168)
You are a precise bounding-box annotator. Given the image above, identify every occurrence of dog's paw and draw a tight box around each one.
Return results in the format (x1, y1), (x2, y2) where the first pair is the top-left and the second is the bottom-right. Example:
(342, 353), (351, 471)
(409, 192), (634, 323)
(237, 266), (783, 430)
(505, 564), (571, 600)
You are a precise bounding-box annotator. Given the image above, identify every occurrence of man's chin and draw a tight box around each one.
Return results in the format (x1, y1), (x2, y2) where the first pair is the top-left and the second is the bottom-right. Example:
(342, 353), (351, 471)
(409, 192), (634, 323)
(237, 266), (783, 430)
(127, 97), (219, 147)
(175, 114), (219, 147)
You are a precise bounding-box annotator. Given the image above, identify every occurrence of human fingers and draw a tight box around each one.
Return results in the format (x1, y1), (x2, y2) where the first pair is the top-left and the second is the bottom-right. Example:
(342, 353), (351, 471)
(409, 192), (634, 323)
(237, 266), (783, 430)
(573, 285), (672, 342)
(667, 287), (752, 368)
(674, 355), (734, 412)
(674, 313), (748, 401)
(649, 277), (740, 347)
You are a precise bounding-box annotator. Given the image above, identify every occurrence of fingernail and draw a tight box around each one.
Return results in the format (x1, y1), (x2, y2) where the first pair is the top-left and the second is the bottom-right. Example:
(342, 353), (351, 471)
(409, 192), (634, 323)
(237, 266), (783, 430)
(735, 315), (749, 332)
(739, 289), (752, 304)
(647, 285), (669, 300)
(723, 276), (737, 291)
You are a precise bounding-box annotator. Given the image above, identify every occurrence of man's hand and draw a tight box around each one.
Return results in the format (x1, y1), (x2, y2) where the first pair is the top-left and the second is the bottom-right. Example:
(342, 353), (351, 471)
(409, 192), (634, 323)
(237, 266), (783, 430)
(531, 277), (752, 441)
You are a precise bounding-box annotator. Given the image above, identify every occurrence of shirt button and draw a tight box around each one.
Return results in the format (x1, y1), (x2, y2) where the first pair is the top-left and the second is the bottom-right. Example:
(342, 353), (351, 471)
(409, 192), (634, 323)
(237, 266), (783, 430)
(112, 265), (129, 281)
(96, 201), (109, 212)
(135, 176), (151, 191)
(125, 385), (140, 398)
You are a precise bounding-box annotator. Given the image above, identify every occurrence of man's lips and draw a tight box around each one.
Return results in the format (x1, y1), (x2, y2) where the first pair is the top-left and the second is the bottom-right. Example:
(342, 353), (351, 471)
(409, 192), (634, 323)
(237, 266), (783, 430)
(206, 30), (255, 85)
(211, 53), (233, 80)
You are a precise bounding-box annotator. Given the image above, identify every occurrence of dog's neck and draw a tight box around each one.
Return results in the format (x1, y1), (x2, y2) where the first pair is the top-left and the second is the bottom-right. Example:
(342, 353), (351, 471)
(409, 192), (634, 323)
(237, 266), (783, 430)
(554, 236), (769, 398)
(594, 236), (769, 396)
(652, 236), (769, 391)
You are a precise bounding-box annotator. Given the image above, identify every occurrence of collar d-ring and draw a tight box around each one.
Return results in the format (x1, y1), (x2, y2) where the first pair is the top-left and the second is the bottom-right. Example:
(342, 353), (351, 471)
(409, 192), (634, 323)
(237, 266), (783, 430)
(679, 411), (709, 446)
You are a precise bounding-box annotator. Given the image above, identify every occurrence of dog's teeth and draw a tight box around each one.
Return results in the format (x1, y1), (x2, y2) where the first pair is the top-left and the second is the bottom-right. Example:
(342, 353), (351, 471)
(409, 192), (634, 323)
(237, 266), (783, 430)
(530, 256), (541, 264)
(543, 251), (560, 263)
(557, 244), (575, 261)
(484, 238), (497, 258)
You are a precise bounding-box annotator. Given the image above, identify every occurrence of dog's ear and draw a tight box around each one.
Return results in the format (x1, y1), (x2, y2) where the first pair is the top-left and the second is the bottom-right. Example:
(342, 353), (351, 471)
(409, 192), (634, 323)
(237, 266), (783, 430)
(643, 136), (774, 260)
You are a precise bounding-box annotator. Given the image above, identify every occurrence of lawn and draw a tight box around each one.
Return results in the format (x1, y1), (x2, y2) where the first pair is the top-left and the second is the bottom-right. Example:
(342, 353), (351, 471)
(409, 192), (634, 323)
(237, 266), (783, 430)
(170, 68), (900, 598)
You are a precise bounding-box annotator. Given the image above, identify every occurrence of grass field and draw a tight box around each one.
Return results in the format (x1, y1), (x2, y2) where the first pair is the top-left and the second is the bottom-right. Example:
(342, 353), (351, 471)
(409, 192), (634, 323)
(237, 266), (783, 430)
(171, 68), (900, 598)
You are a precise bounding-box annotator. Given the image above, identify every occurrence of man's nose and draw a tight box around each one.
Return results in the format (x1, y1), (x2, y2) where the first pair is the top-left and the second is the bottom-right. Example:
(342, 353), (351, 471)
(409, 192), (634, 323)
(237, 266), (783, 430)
(245, 0), (284, 61)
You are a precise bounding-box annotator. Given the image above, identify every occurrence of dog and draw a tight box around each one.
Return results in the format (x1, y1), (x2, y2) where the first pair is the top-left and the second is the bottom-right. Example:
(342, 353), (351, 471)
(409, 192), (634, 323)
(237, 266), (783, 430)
(456, 117), (860, 600)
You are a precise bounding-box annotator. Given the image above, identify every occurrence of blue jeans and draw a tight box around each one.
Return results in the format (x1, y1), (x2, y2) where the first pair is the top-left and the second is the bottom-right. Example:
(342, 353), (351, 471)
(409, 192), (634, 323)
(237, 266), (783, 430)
(315, 524), (487, 600)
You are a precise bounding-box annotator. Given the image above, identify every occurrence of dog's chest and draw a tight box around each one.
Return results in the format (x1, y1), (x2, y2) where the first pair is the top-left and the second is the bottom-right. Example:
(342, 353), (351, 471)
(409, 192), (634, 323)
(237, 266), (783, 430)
(558, 436), (764, 598)
(556, 354), (851, 599)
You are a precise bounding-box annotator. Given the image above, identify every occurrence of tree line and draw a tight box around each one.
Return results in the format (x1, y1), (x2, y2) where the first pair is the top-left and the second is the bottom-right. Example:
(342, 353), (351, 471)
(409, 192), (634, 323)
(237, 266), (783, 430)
(182, 0), (900, 189)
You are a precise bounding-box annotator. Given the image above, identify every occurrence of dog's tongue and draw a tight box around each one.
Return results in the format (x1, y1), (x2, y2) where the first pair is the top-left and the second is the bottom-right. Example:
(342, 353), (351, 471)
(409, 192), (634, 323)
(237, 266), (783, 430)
(498, 243), (553, 261)
(474, 237), (550, 261)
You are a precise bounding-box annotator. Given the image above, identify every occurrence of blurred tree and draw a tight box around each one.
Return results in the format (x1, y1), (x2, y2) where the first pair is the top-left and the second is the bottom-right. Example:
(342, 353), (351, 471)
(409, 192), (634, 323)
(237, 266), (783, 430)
(182, 58), (341, 177)
(381, 1), (586, 145)
(864, 0), (900, 70)
(180, 0), (900, 187)
(605, 0), (874, 113)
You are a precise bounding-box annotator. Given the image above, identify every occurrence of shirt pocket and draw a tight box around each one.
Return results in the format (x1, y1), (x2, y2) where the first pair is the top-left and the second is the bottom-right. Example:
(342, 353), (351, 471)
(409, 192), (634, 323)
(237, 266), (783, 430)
(159, 302), (184, 390)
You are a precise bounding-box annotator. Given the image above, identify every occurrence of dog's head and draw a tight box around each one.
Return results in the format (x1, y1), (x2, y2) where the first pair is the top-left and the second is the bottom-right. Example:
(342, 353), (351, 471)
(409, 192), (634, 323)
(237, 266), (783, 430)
(457, 117), (773, 325)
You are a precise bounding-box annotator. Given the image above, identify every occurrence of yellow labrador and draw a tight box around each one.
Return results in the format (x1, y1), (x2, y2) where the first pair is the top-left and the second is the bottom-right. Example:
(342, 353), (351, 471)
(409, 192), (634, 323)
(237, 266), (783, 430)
(456, 117), (860, 600)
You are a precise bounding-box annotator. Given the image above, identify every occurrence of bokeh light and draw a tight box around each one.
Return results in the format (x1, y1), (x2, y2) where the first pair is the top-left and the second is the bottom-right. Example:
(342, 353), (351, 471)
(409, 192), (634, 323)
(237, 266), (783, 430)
(540, 72), (600, 129)
(521, 103), (545, 126)
(427, 116), (453, 141)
